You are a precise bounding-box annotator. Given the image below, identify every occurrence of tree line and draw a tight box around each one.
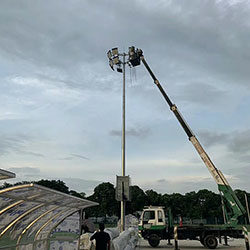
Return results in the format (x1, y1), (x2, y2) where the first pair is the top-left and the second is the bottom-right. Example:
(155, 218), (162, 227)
(1, 180), (249, 224)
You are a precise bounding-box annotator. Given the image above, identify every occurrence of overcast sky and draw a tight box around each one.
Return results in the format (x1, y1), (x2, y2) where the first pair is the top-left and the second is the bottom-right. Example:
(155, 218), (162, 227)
(0, 0), (249, 195)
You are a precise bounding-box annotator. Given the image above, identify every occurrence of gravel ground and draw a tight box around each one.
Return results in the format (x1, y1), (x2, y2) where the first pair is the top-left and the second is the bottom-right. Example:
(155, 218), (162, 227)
(136, 238), (246, 250)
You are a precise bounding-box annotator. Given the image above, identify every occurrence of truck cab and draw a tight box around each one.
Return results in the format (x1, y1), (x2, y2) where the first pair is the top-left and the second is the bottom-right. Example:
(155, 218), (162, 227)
(138, 206), (169, 247)
(139, 206), (166, 229)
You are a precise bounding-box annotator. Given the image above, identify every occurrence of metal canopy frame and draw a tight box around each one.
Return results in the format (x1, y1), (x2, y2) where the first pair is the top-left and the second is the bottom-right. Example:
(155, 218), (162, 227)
(0, 169), (16, 180)
(0, 183), (98, 248)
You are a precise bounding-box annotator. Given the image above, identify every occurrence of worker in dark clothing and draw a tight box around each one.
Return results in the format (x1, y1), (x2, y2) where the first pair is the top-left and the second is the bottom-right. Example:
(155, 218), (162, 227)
(90, 223), (111, 250)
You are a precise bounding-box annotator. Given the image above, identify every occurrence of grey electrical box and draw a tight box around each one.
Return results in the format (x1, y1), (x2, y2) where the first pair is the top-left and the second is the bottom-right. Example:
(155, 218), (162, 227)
(116, 176), (130, 201)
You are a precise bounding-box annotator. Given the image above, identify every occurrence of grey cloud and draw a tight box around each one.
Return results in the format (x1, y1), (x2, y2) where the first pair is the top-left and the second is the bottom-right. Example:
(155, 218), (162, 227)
(0, 0), (250, 195)
(157, 179), (167, 183)
(19, 151), (44, 157)
(198, 129), (250, 163)
(0, 134), (44, 157)
(230, 166), (250, 176)
(3, 174), (99, 195)
(61, 177), (100, 194)
(1, 0), (250, 92)
(146, 174), (249, 194)
(228, 129), (250, 154)
(141, 177), (218, 194)
(109, 130), (121, 137)
(176, 82), (227, 105)
(59, 154), (90, 161)
(0, 1), (88, 67)
(35, 74), (83, 90)
(8, 166), (40, 174)
(227, 166), (250, 191)
(198, 130), (229, 147)
(0, 134), (30, 155)
(110, 127), (150, 138)
(145, 1), (250, 88)
(59, 157), (74, 161)
(234, 166), (250, 178)
(234, 155), (250, 163)
(71, 154), (90, 160)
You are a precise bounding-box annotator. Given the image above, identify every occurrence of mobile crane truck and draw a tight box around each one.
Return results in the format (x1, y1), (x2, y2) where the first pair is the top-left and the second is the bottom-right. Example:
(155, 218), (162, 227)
(127, 47), (247, 249)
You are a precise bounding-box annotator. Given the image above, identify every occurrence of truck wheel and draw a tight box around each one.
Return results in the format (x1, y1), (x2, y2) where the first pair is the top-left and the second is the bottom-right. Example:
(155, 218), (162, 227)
(148, 234), (160, 247)
(204, 235), (218, 249)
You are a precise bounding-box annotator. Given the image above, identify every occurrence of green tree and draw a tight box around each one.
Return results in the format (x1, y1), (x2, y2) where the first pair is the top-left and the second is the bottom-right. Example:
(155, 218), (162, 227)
(0, 182), (15, 190)
(1, 178), (248, 224)
(183, 191), (197, 218)
(36, 179), (70, 194)
(69, 190), (86, 199)
(0, 181), (32, 190)
(196, 189), (221, 219)
(167, 193), (185, 217)
(87, 182), (118, 217)
(145, 189), (163, 206)
(127, 185), (147, 214)
(234, 189), (250, 208)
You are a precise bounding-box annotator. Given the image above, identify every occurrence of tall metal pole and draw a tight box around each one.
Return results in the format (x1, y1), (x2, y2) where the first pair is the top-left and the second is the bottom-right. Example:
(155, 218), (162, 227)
(122, 53), (126, 177)
(107, 48), (139, 232)
(121, 53), (126, 232)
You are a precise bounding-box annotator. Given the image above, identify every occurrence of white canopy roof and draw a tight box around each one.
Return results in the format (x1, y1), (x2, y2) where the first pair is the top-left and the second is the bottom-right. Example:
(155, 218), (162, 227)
(0, 183), (98, 248)
(0, 169), (16, 180)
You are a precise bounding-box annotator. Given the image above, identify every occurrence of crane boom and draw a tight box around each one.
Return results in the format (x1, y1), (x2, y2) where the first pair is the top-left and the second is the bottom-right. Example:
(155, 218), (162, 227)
(139, 54), (246, 226)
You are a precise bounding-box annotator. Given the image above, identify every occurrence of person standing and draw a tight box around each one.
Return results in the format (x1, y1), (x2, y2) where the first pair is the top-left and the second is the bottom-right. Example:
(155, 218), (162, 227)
(90, 223), (111, 250)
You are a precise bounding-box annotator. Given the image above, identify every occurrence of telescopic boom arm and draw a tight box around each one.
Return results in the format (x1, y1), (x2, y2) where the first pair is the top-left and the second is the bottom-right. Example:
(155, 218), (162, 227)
(139, 53), (246, 226)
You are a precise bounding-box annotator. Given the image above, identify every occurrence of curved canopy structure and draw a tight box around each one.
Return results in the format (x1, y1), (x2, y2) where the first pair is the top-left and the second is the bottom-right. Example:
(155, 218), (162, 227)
(0, 169), (15, 180)
(0, 183), (98, 249)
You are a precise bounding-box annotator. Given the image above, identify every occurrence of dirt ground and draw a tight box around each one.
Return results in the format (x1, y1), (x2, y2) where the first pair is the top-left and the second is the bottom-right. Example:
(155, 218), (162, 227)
(136, 238), (246, 250)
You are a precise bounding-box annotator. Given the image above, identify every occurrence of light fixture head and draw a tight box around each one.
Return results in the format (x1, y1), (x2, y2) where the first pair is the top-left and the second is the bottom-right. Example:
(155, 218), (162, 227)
(109, 59), (114, 70)
(128, 46), (135, 57)
(137, 48), (143, 57)
(111, 47), (118, 56)
(107, 50), (112, 59)
(113, 56), (120, 65)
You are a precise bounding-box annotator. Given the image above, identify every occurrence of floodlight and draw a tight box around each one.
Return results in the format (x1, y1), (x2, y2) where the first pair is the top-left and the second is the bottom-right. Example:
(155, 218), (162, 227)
(128, 46), (135, 57)
(129, 48), (142, 67)
(107, 50), (112, 59)
(137, 48), (143, 57)
(113, 56), (120, 65)
(109, 59), (114, 70)
(112, 47), (118, 56)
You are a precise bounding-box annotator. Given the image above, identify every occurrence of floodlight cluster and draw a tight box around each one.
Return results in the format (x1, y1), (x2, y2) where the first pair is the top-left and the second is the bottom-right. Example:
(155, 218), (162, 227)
(107, 46), (143, 72)
(107, 47), (122, 72)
